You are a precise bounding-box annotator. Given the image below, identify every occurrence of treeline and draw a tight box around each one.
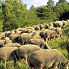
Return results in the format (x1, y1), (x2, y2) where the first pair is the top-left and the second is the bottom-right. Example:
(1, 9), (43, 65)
(0, 0), (69, 31)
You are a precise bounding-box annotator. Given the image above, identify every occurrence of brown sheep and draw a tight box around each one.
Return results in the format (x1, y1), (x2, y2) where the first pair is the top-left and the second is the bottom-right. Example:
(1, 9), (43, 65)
(9, 34), (19, 43)
(15, 29), (22, 35)
(40, 29), (49, 41)
(0, 32), (6, 40)
(33, 25), (40, 31)
(10, 30), (16, 34)
(40, 29), (57, 42)
(44, 24), (49, 29)
(62, 20), (68, 27)
(53, 21), (63, 27)
(28, 49), (69, 69)
(39, 24), (44, 30)
(5, 31), (11, 37)
(18, 33), (33, 45)
(32, 35), (41, 39)
(0, 47), (18, 69)
(27, 39), (51, 49)
(32, 30), (41, 39)
(4, 37), (12, 44)
(0, 40), (5, 48)
(49, 22), (53, 27)
(47, 26), (53, 30)
(16, 44), (41, 64)
(21, 27), (35, 34)
(4, 43), (21, 47)
(54, 27), (62, 37)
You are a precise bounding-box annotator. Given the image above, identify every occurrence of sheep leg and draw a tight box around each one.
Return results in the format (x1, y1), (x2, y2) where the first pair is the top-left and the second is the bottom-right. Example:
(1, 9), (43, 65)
(3, 60), (7, 69)
(53, 62), (59, 69)
(25, 54), (28, 64)
(14, 58), (16, 67)
(39, 64), (43, 69)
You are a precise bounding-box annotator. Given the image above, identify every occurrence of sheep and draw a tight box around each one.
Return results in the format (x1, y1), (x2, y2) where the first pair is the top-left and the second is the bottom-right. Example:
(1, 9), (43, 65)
(15, 29), (22, 35)
(32, 35), (41, 39)
(27, 39), (51, 49)
(62, 20), (68, 27)
(9, 34), (19, 43)
(4, 43), (21, 47)
(33, 25), (40, 31)
(40, 29), (49, 41)
(0, 40), (5, 48)
(10, 30), (16, 34)
(20, 27), (35, 34)
(44, 24), (49, 29)
(32, 30), (41, 39)
(53, 21), (63, 27)
(0, 47), (18, 69)
(5, 31), (11, 37)
(15, 44), (41, 64)
(49, 22), (53, 27)
(0, 32), (6, 40)
(4, 37), (12, 44)
(28, 49), (69, 69)
(54, 27), (62, 37)
(18, 33), (33, 45)
(25, 26), (35, 32)
(40, 29), (57, 42)
(16, 28), (24, 31)
(38, 24), (44, 30)
(47, 26), (53, 30)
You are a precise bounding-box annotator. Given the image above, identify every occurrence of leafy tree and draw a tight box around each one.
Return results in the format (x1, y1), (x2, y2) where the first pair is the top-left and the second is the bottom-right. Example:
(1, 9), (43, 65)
(58, 0), (67, 3)
(0, 0), (3, 32)
(54, 0), (69, 20)
(36, 6), (57, 23)
(54, 3), (65, 19)
(0, 20), (3, 32)
(59, 3), (69, 20)
(30, 5), (36, 11)
(1, 0), (41, 31)
(47, 0), (54, 8)
(0, 10), (3, 32)
(2, 0), (28, 31)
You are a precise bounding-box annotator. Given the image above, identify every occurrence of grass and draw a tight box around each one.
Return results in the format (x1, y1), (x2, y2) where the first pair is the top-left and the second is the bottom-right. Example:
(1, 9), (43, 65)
(0, 59), (31, 69)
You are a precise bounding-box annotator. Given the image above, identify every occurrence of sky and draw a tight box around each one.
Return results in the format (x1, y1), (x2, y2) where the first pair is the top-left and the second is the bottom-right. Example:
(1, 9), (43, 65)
(22, 0), (69, 9)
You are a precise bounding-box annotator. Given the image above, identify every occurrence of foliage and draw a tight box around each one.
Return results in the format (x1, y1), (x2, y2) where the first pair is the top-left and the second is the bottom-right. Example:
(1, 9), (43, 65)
(36, 6), (57, 23)
(0, 0), (69, 31)
(0, 5), (3, 32)
(1, 0), (28, 31)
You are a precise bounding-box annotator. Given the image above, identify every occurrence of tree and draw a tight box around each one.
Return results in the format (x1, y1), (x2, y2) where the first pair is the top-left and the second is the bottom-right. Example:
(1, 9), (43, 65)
(54, 0), (69, 20)
(54, 3), (65, 19)
(36, 6), (57, 23)
(2, 0), (28, 31)
(59, 3), (69, 20)
(47, 0), (54, 8)
(0, 0), (3, 32)
(58, 0), (67, 3)
(30, 5), (35, 11)
(0, 10), (3, 32)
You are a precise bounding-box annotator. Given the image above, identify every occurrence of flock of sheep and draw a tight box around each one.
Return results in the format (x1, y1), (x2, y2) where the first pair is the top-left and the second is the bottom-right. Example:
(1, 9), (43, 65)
(0, 20), (69, 69)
